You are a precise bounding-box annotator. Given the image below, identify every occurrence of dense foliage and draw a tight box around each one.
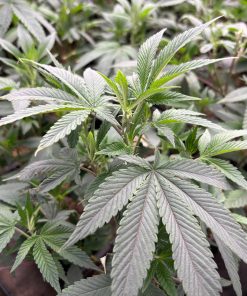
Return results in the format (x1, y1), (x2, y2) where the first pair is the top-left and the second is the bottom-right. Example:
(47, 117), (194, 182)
(0, 1), (247, 296)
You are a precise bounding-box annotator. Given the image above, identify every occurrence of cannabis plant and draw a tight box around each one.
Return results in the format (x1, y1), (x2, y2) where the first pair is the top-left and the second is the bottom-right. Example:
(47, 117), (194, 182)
(0, 0), (55, 41)
(42, 0), (99, 44)
(74, 0), (157, 74)
(1, 19), (247, 296)
(0, 199), (99, 293)
(0, 27), (56, 87)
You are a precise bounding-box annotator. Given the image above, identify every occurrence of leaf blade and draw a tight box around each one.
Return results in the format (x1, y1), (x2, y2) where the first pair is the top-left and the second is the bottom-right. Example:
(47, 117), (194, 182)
(64, 167), (148, 248)
(137, 29), (165, 90)
(155, 174), (221, 296)
(36, 110), (90, 154)
(162, 176), (247, 262)
(111, 174), (159, 296)
(158, 158), (229, 189)
(58, 275), (112, 296)
(33, 238), (60, 292)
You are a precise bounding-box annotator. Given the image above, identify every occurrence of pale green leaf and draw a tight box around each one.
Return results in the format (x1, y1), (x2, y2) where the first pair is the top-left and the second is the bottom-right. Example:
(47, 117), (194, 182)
(0, 77), (17, 91)
(206, 158), (247, 190)
(0, 4), (12, 37)
(12, 4), (46, 41)
(202, 140), (247, 157)
(147, 18), (220, 86)
(4, 87), (81, 104)
(11, 236), (37, 272)
(0, 209), (19, 253)
(155, 174), (221, 296)
(0, 182), (28, 205)
(156, 109), (224, 131)
(224, 190), (247, 209)
(83, 68), (106, 105)
(40, 222), (73, 239)
(148, 91), (201, 105)
(0, 228), (16, 253)
(158, 158), (229, 189)
(97, 141), (132, 156)
(99, 73), (122, 101)
(53, 255), (68, 284)
(201, 130), (247, 156)
(95, 106), (119, 126)
(43, 236), (99, 271)
(33, 238), (60, 292)
(204, 130), (247, 147)
(162, 176), (247, 262)
(17, 24), (33, 53)
(214, 236), (241, 296)
(152, 59), (225, 88)
(111, 174), (159, 296)
(135, 86), (177, 104)
(198, 130), (211, 155)
(58, 275), (112, 296)
(0, 104), (77, 127)
(155, 125), (175, 146)
(15, 149), (79, 181)
(36, 110), (90, 154)
(35, 63), (89, 102)
(38, 169), (75, 192)
(119, 155), (152, 170)
(220, 87), (247, 103)
(157, 0), (186, 6)
(137, 29), (165, 90)
(64, 167), (149, 248)
(232, 213), (247, 225)
(14, 149), (79, 192)
(0, 37), (21, 57)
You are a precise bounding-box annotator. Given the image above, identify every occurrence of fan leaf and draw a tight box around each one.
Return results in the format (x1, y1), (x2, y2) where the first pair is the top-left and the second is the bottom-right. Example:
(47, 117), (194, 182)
(155, 174), (221, 296)
(58, 275), (112, 296)
(162, 176), (247, 262)
(12, 5), (46, 41)
(137, 29), (165, 90)
(0, 209), (18, 253)
(158, 158), (229, 189)
(0, 104), (77, 127)
(11, 236), (37, 272)
(35, 63), (89, 102)
(214, 236), (241, 296)
(83, 68), (106, 105)
(111, 174), (159, 296)
(64, 167), (149, 248)
(147, 18), (220, 86)
(152, 58), (225, 88)
(224, 190), (247, 209)
(36, 110), (90, 154)
(33, 238), (60, 292)
(4, 87), (81, 104)
(205, 158), (247, 190)
(156, 109), (224, 131)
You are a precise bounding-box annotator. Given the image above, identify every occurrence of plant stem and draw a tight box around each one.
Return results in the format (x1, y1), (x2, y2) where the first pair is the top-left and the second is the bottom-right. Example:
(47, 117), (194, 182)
(134, 134), (142, 153)
(112, 124), (123, 137)
(15, 227), (30, 238)
(80, 164), (97, 176)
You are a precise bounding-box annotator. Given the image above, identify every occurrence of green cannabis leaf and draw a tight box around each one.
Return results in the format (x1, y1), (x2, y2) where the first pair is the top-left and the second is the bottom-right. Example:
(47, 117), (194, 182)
(64, 155), (247, 296)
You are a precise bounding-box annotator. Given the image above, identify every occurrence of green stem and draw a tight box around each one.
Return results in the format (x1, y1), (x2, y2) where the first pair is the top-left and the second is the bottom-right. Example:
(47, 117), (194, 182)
(134, 134), (142, 154)
(15, 227), (30, 238)
(80, 164), (97, 176)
